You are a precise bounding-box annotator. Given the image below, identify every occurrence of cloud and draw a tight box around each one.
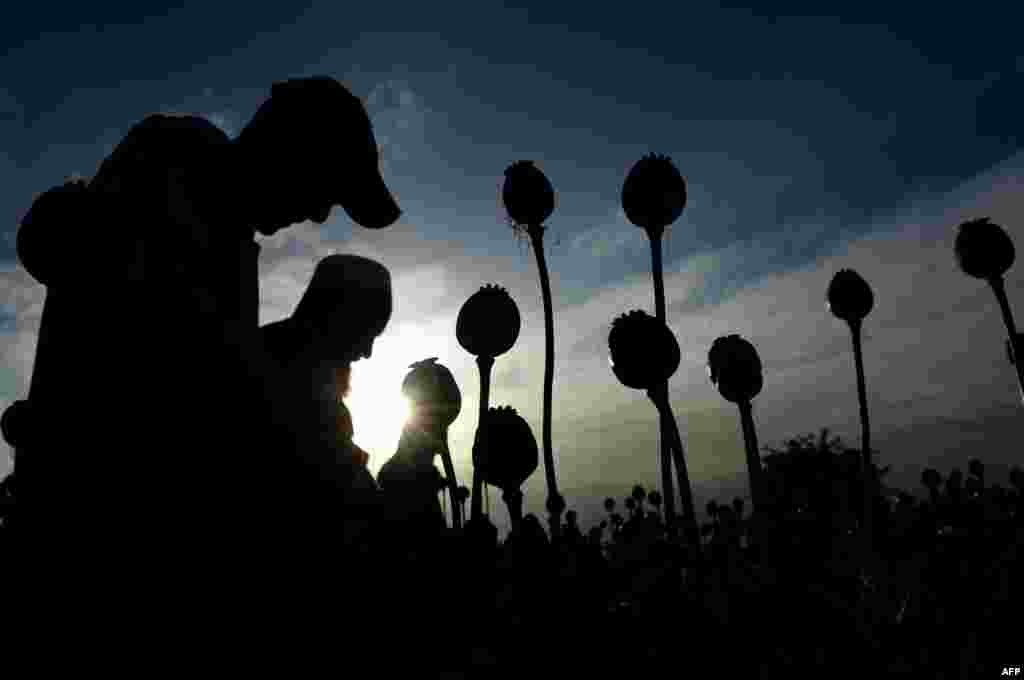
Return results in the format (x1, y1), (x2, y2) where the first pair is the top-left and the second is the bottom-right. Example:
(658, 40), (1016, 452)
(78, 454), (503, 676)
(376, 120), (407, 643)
(202, 111), (237, 137)
(569, 208), (643, 258)
(0, 89), (24, 126)
(366, 79), (431, 168)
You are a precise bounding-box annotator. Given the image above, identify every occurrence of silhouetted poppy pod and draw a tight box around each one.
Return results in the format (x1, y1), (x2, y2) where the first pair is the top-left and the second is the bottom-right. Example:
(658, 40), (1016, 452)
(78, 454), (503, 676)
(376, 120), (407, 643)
(948, 467), (963, 483)
(474, 405), (539, 491)
(292, 254), (392, 338)
(921, 468), (942, 489)
(648, 490), (662, 507)
(1009, 466), (1023, 491)
(401, 358), (462, 428)
(827, 269), (874, 324)
(621, 153), (687, 233)
(1, 400), (32, 449)
(17, 180), (92, 287)
(608, 310), (681, 390)
(456, 284), (521, 358)
(502, 161), (555, 227)
(707, 334), (763, 403)
(955, 217), (1015, 280)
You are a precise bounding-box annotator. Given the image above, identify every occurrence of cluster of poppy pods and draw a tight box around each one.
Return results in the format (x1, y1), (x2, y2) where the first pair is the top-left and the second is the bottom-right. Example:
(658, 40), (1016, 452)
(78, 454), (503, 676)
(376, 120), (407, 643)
(477, 155), (1023, 545)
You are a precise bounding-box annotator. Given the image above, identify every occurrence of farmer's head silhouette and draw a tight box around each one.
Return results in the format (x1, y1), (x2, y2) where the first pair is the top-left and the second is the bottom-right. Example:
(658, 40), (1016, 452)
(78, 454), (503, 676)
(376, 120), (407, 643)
(235, 76), (401, 234)
(292, 254), (392, 368)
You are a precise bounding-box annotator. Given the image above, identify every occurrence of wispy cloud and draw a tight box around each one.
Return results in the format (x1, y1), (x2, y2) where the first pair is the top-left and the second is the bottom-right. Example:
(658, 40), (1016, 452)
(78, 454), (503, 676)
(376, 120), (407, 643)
(569, 208), (643, 258)
(366, 79), (431, 169)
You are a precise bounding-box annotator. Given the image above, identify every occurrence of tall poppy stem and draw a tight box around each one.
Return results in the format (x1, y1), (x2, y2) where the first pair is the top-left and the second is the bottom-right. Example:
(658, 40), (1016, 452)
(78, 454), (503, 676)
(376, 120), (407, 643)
(439, 438), (462, 530)
(848, 319), (874, 559)
(471, 355), (494, 524)
(648, 233), (678, 526)
(736, 400), (763, 512)
(648, 384), (699, 552)
(503, 488), (524, 534)
(528, 225), (563, 539)
(988, 277), (1024, 402)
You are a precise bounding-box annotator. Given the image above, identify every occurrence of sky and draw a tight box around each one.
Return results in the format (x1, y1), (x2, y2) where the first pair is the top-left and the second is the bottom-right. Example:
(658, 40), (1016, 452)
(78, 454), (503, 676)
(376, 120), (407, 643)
(2, 1), (1023, 532)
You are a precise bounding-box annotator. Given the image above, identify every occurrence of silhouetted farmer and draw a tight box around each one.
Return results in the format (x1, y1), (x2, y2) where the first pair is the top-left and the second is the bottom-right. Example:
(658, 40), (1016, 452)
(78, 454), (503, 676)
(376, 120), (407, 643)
(259, 254), (392, 557)
(11, 76), (401, 635)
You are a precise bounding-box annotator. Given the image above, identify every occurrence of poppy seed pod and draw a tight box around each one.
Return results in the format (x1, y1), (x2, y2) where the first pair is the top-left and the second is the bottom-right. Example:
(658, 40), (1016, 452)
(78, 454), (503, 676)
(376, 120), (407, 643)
(732, 497), (744, 517)
(947, 468), (963, 489)
(648, 490), (662, 507)
(502, 161), (554, 227)
(1009, 466), (1023, 492)
(621, 153), (687, 234)
(1, 400), (32, 450)
(401, 358), (462, 429)
(707, 334), (764, 403)
(473, 405), (539, 491)
(921, 468), (942, 490)
(17, 180), (93, 287)
(827, 269), (875, 324)
(608, 310), (681, 390)
(456, 284), (521, 358)
(955, 217), (1015, 280)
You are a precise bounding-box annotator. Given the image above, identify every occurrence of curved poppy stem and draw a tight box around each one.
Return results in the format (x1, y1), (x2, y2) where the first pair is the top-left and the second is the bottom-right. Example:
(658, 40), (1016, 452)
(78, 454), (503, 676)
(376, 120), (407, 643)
(736, 400), (763, 513)
(503, 488), (524, 534)
(528, 224), (562, 539)
(439, 437), (462, 530)
(471, 355), (494, 524)
(848, 319), (874, 558)
(988, 276), (1024, 404)
(647, 232), (678, 527)
(647, 384), (699, 553)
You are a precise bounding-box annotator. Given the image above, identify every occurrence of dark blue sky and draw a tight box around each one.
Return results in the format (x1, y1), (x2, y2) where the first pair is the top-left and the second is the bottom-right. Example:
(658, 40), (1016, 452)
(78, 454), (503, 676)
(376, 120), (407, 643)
(2, 1), (1020, 263)
(1, 1), (1022, 517)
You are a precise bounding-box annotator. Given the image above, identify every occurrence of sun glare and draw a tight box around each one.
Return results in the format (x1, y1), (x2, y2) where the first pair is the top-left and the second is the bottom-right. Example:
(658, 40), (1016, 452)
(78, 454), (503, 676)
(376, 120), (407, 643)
(346, 322), (460, 477)
(347, 368), (411, 475)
